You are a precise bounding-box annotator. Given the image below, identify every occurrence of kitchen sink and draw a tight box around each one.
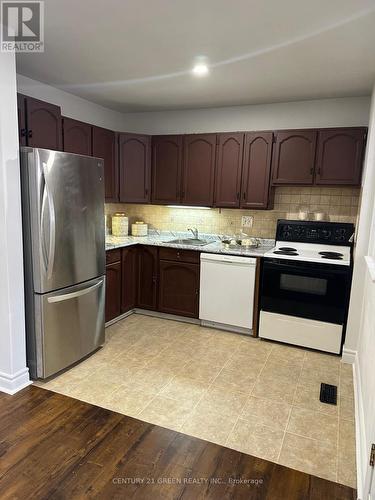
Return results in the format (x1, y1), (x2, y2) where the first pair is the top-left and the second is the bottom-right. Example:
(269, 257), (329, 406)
(166, 238), (212, 246)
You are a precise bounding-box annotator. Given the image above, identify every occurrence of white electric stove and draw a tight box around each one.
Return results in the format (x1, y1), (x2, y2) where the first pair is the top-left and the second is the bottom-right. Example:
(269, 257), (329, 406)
(259, 220), (354, 354)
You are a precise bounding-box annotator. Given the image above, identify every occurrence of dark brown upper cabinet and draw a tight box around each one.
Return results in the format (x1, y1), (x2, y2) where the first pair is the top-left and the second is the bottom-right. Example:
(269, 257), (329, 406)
(182, 134), (217, 206)
(63, 117), (92, 156)
(121, 246), (138, 313)
(119, 133), (151, 203)
(152, 135), (183, 205)
(92, 126), (118, 202)
(315, 128), (366, 186)
(271, 130), (317, 185)
(17, 93), (27, 146)
(24, 95), (63, 151)
(241, 132), (274, 209)
(137, 246), (158, 310)
(214, 133), (244, 208)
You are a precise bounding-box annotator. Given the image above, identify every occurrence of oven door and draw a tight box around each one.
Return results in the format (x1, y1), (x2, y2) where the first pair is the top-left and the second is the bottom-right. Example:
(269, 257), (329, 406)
(260, 258), (351, 324)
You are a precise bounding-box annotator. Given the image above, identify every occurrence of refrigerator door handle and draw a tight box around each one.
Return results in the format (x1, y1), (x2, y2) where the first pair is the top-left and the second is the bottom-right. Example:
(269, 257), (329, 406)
(47, 279), (104, 303)
(40, 162), (56, 280)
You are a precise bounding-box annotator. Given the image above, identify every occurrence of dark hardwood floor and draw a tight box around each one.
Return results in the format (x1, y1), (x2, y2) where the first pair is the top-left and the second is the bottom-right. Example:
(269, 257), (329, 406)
(0, 386), (356, 499)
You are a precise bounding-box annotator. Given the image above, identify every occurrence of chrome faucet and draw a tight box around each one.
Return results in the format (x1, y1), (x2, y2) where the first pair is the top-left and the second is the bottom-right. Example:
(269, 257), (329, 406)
(188, 227), (199, 239)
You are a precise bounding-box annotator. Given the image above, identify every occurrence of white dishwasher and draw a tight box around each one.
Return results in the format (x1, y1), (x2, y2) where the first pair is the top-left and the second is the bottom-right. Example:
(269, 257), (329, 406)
(199, 253), (257, 334)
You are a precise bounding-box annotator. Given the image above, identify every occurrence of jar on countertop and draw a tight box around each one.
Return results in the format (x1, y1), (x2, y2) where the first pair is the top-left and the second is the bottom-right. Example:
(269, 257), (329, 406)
(131, 221), (148, 237)
(111, 212), (129, 237)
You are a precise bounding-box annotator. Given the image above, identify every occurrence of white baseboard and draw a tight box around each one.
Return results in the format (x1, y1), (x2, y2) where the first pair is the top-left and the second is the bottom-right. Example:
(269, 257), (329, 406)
(353, 350), (366, 500)
(134, 308), (200, 325)
(105, 309), (134, 327)
(106, 308), (201, 328)
(0, 367), (32, 395)
(201, 319), (252, 336)
(342, 346), (357, 364)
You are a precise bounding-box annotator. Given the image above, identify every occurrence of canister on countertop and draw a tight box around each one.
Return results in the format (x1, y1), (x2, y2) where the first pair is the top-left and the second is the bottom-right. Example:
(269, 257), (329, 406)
(313, 210), (329, 221)
(111, 212), (129, 237)
(131, 221), (148, 236)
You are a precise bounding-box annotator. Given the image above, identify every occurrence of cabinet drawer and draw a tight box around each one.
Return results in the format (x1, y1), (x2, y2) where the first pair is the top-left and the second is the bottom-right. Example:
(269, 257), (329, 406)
(159, 247), (200, 263)
(106, 249), (121, 264)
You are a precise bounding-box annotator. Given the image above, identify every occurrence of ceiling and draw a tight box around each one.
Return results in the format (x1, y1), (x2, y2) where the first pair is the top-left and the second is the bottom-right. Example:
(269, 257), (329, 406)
(16, 0), (375, 112)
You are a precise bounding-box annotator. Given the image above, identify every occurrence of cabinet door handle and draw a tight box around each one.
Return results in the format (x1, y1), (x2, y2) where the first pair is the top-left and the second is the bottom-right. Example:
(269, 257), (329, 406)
(310, 168), (314, 175)
(20, 128), (27, 137)
(28, 130), (33, 138)
(236, 192), (240, 200)
(145, 188), (148, 195)
(243, 192), (246, 200)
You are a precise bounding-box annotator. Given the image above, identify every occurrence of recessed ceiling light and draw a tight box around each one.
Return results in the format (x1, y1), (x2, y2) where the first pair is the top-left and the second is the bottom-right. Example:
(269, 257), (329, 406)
(192, 63), (209, 76)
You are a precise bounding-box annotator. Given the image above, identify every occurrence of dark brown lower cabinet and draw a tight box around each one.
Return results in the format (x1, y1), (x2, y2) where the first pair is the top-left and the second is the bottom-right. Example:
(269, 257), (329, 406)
(106, 246), (200, 322)
(158, 260), (200, 318)
(137, 246), (158, 310)
(121, 246), (138, 313)
(105, 261), (122, 322)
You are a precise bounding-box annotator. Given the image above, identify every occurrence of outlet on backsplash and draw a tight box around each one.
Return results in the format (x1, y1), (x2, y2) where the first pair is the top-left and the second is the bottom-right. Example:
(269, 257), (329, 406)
(241, 216), (254, 228)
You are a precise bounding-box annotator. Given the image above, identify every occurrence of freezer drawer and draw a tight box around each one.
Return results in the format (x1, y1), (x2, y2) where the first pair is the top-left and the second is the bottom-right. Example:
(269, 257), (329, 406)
(30, 276), (105, 378)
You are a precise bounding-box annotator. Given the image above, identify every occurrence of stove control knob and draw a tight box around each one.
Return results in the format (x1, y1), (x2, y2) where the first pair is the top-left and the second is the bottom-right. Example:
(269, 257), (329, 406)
(321, 229), (331, 239)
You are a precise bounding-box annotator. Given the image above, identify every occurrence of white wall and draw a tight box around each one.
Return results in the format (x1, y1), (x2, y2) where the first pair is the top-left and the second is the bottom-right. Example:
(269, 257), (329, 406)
(344, 85), (375, 499)
(345, 92), (375, 356)
(17, 75), (370, 134)
(120, 96), (370, 134)
(0, 54), (31, 393)
(17, 74), (129, 131)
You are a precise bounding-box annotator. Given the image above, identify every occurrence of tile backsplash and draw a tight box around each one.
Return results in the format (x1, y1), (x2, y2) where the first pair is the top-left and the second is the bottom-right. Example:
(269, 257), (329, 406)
(105, 186), (360, 238)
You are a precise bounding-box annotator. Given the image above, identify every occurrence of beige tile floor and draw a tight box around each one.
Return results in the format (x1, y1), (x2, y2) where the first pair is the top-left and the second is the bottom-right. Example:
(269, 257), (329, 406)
(36, 314), (356, 488)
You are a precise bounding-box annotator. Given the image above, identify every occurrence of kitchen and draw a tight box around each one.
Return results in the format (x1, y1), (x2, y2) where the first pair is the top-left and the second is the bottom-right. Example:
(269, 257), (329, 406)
(1, 1), (375, 499)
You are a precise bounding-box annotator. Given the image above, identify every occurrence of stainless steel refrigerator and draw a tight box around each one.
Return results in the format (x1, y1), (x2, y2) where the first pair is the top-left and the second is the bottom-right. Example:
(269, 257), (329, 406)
(20, 147), (105, 379)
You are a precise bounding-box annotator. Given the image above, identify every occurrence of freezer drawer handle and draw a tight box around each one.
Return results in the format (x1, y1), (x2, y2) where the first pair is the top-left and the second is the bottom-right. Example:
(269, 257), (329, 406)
(47, 280), (104, 303)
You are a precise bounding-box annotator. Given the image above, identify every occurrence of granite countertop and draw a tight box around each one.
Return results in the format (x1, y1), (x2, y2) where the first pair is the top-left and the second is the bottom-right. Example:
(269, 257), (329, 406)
(106, 232), (275, 257)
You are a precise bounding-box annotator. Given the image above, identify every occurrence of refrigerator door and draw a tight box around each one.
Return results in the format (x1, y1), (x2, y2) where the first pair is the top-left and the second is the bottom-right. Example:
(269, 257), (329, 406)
(21, 147), (105, 293)
(33, 276), (105, 378)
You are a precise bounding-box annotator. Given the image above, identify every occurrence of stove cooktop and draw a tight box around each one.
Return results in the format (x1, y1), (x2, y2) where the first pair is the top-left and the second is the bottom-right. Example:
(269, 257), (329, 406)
(264, 242), (351, 266)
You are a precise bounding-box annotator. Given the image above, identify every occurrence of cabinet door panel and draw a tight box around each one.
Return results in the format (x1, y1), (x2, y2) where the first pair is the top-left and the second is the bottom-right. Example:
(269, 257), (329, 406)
(315, 128), (366, 185)
(158, 261), (199, 318)
(121, 247), (137, 313)
(17, 93), (27, 146)
(182, 134), (216, 206)
(215, 133), (244, 208)
(152, 135), (183, 204)
(272, 130), (317, 185)
(63, 117), (92, 155)
(25, 96), (62, 150)
(92, 127), (118, 202)
(137, 246), (158, 310)
(105, 261), (121, 322)
(241, 132), (274, 209)
(119, 133), (151, 203)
